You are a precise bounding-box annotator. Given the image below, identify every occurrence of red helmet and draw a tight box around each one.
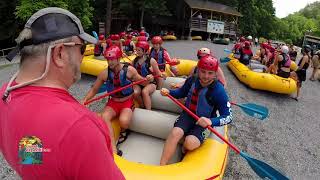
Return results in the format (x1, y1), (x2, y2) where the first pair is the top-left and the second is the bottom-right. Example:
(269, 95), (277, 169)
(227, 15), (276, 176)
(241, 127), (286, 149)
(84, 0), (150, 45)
(197, 48), (211, 57)
(110, 34), (120, 41)
(198, 55), (219, 71)
(136, 41), (150, 52)
(126, 34), (132, 39)
(99, 35), (105, 40)
(119, 32), (126, 38)
(104, 46), (122, 60)
(152, 36), (163, 44)
(139, 31), (146, 36)
(240, 37), (245, 42)
(261, 42), (268, 48)
(244, 41), (250, 47)
(137, 36), (147, 42)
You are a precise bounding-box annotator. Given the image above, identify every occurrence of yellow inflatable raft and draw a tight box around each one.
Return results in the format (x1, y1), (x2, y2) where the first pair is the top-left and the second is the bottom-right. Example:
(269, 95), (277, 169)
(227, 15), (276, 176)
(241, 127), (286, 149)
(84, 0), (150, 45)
(192, 36), (202, 40)
(80, 55), (136, 76)
(109, 80), (228, 180)
(84, 44), (95, 56)
(87, 59), (229, 178)
(227, 58), (297, 94)
(81, 54), (198, 77)
(162, 35), (177, 41)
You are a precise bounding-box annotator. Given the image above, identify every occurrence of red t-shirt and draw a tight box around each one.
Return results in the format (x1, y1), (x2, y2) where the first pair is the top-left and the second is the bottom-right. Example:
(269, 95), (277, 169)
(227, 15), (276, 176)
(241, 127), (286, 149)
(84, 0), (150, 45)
(0, 83), (125, 180)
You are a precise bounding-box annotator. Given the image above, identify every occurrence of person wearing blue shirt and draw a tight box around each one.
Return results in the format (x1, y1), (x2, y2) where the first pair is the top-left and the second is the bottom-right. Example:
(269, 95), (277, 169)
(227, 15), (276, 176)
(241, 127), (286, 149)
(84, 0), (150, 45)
(159, 55), (232, 165)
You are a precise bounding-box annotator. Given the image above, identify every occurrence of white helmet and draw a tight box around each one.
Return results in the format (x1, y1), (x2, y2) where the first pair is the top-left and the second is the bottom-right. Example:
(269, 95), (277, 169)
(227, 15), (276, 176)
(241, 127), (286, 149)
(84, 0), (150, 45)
(247, 35), (252, 40)
(197, 47), (211, 57)
(281, 45), (289, 54)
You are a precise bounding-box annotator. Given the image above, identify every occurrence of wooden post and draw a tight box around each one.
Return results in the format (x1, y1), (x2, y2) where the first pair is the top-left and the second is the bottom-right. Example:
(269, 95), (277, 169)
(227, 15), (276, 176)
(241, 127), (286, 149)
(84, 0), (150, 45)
(189, 8), (193, 40)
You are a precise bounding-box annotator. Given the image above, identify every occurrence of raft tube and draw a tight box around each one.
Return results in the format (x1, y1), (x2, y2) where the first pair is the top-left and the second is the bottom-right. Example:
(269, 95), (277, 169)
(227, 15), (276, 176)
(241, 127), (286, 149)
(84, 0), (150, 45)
(227, 58), (297, 94)
(110, 89), (228, 180)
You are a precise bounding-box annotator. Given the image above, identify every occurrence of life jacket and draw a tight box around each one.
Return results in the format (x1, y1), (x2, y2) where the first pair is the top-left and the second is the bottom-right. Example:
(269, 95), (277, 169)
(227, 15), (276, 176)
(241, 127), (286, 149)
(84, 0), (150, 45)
(123, 39), (134, 52)
(94, 44), (103, 56)
(104, 63), (133, 98)
(133, 56), (152, 77)
(279, 53), (291, 68)
(240, 48), (252, 65)
(185, 77), (218, 117)
(150, 47), (165, 71)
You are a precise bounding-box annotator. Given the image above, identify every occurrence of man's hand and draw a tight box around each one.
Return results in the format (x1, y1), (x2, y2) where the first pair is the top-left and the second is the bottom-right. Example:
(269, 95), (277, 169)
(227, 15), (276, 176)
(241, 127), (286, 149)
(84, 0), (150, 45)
(197, 117), (212, 128)
(146, 74), (154, 82)
(160, 88), (169, 96)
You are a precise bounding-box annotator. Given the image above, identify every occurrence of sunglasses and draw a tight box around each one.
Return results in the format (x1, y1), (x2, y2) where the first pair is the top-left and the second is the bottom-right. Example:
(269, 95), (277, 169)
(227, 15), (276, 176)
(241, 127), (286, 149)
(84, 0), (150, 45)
(63, 42), (87, 55)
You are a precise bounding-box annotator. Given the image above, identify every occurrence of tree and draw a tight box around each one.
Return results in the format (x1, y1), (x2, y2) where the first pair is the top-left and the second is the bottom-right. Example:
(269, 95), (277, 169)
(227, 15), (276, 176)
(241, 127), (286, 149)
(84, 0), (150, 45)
(0, 0), (18, 41)
(106, 0), (112, 35)
(15, 0), (94, 30)
(114, 0), (171, 28)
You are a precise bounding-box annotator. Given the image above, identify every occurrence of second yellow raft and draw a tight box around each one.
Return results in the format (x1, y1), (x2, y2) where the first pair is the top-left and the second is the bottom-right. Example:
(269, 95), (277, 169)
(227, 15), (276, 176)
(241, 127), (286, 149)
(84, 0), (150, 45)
(227, 58), (297, 94)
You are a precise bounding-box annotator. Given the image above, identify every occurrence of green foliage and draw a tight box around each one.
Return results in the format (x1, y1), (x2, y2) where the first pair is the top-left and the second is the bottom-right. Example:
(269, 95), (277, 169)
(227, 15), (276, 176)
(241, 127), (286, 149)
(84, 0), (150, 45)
(0, 0), (18, 41)
(15, 0), (93, 29)
(113, 0), (171, 18)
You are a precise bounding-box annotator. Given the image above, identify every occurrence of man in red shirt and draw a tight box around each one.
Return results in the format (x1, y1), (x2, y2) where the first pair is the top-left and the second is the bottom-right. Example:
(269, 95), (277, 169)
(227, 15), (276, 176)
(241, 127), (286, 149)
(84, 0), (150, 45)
(0, 7), (124, 180)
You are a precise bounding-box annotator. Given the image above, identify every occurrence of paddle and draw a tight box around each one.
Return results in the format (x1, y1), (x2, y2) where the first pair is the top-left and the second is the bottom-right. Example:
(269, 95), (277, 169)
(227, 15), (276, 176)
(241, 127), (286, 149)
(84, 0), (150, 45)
(220, 49), (233, 63)
(84, 76), (159, 105)
(230, 102), (269, 120)
(166, 94), (289, 180)
(92, 31), (99, 40)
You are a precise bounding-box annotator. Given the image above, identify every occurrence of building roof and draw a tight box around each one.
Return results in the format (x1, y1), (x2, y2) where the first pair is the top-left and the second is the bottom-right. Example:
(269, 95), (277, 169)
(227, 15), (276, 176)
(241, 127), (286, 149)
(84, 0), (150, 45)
(184, 0), (242, 17)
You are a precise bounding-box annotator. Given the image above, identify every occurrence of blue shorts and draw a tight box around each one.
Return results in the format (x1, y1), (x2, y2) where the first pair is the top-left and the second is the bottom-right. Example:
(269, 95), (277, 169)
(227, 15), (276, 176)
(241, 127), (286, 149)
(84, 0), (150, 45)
(174, 112), (210, 144)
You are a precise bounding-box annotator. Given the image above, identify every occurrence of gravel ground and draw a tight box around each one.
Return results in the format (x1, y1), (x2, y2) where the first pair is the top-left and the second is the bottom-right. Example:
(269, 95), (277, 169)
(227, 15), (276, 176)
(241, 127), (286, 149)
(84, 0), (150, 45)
(1, 40), (320, 179)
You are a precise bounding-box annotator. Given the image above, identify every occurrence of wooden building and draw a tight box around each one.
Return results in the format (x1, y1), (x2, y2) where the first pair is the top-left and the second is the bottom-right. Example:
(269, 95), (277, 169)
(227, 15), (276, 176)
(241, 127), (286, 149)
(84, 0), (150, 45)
(182, 0), (242, 40)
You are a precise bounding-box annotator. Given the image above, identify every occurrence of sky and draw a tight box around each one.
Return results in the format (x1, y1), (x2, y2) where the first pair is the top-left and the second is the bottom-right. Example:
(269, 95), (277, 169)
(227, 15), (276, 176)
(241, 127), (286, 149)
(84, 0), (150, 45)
(273, 0), (319, 18)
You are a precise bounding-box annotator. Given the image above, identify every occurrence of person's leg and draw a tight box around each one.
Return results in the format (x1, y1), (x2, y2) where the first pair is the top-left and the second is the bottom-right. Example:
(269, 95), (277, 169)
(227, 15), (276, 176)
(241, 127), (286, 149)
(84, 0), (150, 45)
(156, 76), (164, 90)
(141, 84), (156, 110)
(184, 125), (208, 151)
(310, 67), (317, 81)
(133, 85), (144, 108)
(160, 113), (194, 165)
(119, 108), (133, 130)
(160, 127), (184, 165)
(101, 106), (117, 153)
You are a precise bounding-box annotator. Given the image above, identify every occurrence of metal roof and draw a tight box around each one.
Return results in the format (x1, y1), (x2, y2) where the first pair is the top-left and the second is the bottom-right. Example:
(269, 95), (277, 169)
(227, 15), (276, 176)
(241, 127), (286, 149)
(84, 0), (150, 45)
(184, 0), (242, 17)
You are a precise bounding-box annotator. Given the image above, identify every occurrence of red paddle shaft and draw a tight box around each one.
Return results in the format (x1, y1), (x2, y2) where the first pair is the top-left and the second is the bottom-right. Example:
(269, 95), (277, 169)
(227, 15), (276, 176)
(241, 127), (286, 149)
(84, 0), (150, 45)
(84, 76), (159, 105)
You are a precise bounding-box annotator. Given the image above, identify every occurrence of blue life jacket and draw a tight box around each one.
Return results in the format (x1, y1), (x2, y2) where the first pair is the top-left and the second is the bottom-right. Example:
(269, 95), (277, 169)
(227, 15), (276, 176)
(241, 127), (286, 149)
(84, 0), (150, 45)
(133, 56), (152, 77)
(150, 47), (165, 71)
(185, 78), (218, 117)
(103, 63), (133, 97)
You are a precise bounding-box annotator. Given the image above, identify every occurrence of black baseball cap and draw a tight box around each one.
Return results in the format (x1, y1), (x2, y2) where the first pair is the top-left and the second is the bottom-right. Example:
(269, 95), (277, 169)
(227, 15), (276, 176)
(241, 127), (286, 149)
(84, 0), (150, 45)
(6, 7), (97, 61)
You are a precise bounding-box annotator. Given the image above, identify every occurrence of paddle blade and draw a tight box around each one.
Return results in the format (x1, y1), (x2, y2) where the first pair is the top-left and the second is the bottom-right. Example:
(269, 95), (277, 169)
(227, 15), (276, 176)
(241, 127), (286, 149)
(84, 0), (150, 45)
(238, 103), (269, 120)
(240, 152), (290, 180)
(92, 31), (98, 40)
(224, 49), (232, 53)
(220, 57), (231, 63)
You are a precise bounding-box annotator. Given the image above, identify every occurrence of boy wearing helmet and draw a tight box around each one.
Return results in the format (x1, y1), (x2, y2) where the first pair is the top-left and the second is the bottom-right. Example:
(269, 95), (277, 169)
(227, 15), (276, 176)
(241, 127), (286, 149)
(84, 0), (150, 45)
(266, 45), (291, 78)
(239, 41), (253, 65)
(150, 36), (180, 88)
(123, 34), (136, 56)
(171, 48), (227, 88)
(159, 56), (232, 165)
(132, 41), (162, 109)
(94, 34), (107, 56)
(108, 34), (123, 53)
(82, 46), (154, 154)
